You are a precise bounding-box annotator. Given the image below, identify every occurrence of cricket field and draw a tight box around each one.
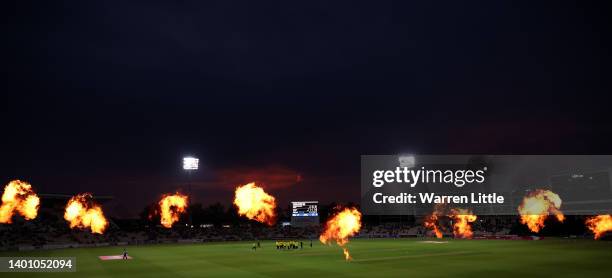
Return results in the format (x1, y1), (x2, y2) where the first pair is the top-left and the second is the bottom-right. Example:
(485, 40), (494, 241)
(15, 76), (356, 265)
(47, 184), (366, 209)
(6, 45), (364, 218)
(1, 238), (611, 277)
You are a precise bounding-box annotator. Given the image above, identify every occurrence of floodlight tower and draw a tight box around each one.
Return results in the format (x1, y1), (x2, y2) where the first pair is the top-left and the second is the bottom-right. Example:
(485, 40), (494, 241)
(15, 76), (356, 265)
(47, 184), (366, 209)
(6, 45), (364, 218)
(182, 156), (199, 197)
(183, 156), (199, 225)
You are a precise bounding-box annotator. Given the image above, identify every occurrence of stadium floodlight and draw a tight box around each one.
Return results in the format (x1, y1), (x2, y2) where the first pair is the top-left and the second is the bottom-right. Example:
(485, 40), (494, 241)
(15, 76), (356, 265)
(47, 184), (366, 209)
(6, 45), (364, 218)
(183, 156), (199, 170)
(398, 155), (415, 168)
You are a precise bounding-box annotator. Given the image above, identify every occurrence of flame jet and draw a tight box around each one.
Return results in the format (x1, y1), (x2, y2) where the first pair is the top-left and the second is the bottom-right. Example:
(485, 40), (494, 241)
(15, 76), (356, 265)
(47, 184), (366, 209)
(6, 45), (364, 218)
(423, 204), (445, 238)
(233, 183), (277, 225)
(64, 193), (108, 234)
(424, 215), (443, 238)
(157, 193), (188, 228)
(448, 208), (477, 238)
(517, 189), (564, 233)
(586, 215), (612, 239)
(319, 207), (362, 261)
(0, 180), (40, 223)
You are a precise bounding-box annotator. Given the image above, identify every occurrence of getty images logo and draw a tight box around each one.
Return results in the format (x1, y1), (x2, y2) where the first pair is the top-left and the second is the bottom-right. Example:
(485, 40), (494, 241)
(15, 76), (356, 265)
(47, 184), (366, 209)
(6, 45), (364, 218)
(371, 155), (487, 188)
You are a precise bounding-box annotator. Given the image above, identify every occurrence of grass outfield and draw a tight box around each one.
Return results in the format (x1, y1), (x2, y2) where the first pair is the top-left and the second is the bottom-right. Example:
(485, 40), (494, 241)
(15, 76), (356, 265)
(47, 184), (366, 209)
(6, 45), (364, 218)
(2, 238), (611, 277)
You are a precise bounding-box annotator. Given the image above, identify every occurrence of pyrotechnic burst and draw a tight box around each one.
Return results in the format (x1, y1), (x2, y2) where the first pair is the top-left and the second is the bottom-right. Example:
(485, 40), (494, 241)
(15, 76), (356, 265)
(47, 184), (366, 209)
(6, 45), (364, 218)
(517, 189), (564, 233)
(423, 204), (445, 238)
(233, 182), (277, 225)
(157, 193), (188, 228)
(319, 207), (362, 261)
(448, 208), (477, 239)
(64, 193), (108, 234)
(0, 180), (40, 223)
(424, 215), (443, 238)
(585, 215), (612, 240)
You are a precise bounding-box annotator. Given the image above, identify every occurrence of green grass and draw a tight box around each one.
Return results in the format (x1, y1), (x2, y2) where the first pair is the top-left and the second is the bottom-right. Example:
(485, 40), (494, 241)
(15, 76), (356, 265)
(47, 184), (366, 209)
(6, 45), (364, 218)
(2, 238), (612, 277)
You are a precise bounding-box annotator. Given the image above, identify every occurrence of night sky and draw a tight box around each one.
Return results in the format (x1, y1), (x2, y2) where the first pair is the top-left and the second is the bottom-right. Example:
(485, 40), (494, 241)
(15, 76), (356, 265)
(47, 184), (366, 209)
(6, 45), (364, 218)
(1, 1), (611, 217)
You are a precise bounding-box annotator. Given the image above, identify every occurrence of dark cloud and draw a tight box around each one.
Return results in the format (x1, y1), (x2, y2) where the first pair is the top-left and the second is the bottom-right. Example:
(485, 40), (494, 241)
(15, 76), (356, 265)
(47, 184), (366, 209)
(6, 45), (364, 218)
(212, 165), (301, 190)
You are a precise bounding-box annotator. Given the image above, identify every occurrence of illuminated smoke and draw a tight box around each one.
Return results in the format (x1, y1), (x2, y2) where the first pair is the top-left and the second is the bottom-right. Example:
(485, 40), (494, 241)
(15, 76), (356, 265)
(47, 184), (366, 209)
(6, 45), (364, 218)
(0, 180), (40, 223)
(423, 204), (445, 238)
(585, 215), (612, 240)
(448, 208), (477, 239)
(64, 193), (108, 234)
(157, 193), (188, 228)
(517, 189), (564, 233)
(233, 182), (277, 225)
(319, 207), (362, 261)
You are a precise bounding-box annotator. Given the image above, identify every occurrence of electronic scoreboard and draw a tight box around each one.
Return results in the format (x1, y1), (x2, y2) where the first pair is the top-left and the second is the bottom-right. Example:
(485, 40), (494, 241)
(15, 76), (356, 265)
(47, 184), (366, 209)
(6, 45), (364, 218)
(291, 201), (318, 217)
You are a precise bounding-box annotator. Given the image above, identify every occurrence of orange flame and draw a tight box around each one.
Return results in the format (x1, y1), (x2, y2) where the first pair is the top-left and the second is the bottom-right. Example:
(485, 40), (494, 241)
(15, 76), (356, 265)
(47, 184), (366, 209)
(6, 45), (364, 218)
(585, 215), (612, 239)
(424, 216), (443, 238)
(448, 208), (477, 238)
(342, 247), (352, 261)
(319, 207), (362, 261)
(233, 182), (277, 225)
(518, 189), (564, 233)
(158, 193), (188, 228)
(0, 180), (40, 223)
(64, 193), (108, 234)
(424, 204), (445, 238)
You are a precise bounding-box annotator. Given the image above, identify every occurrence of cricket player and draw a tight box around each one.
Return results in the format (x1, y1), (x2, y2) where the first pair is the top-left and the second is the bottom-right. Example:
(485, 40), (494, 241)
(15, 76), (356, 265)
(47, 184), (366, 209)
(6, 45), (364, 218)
(122, 248), (128, 260)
